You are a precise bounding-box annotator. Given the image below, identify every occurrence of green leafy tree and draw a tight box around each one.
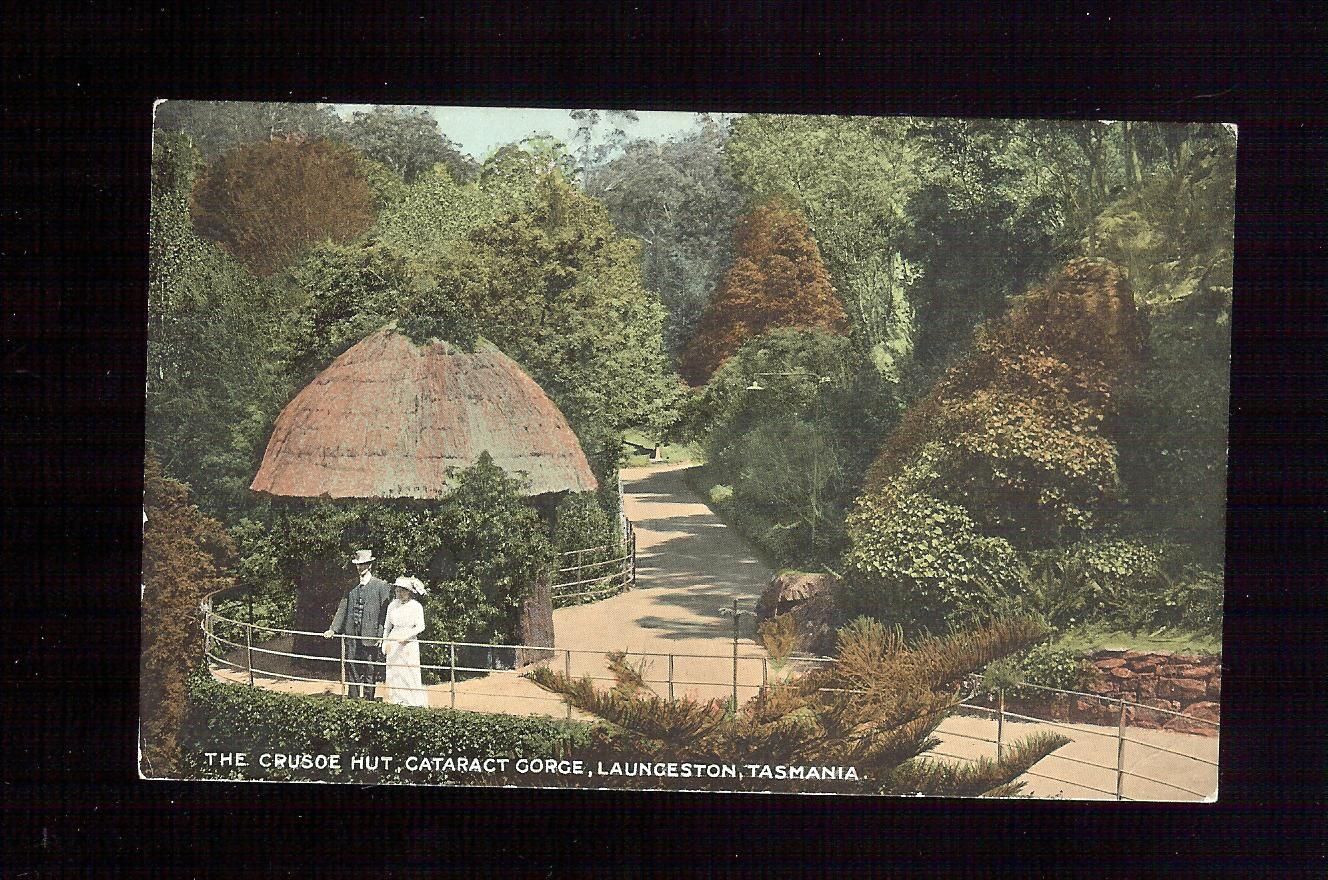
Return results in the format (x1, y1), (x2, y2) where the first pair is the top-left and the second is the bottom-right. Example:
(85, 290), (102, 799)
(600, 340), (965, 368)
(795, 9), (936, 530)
(141, 453), (236, 776)
(897, 118), (1065, 389)
(530, 616), (1068, 795)
(343, 105), (479, 184)
(430, 168), (681, 454)
(568, 108), (640, 186)
(190, 136), (377, 276)
(147, 131), (297, 516)
(373, 164), (493, 273)
(683, 328), (899, 566)
(1087, 132), (1234, 566)
(153, 100), (346, 160)
(282, 238), (419, 375)
(591, 119), (742, 356)
(680, 198), (847, 384)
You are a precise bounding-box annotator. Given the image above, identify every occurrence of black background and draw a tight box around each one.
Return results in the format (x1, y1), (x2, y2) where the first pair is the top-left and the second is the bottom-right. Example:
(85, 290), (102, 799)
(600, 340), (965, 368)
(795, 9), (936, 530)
(4, 4), (1324, 875)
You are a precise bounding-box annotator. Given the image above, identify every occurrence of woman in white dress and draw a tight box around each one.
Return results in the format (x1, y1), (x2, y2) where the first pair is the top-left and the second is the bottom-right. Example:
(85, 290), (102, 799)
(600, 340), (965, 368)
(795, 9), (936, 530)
(382, 576), (429, 707)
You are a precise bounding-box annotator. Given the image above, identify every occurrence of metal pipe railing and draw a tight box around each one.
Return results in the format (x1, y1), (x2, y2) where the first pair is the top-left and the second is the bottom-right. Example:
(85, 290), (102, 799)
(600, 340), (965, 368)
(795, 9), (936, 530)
(200, 594), (1218, 800)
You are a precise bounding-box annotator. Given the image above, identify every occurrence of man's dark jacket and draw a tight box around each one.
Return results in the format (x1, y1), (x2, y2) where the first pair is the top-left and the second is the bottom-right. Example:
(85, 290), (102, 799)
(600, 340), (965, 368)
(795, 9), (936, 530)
(330, 575), (393, 647)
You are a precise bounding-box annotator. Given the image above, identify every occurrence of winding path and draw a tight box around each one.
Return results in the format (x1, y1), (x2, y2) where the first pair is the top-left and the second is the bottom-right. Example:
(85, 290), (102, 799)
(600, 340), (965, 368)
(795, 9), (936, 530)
(448, 462), (776, 715)
(215, 460), (1217, 799)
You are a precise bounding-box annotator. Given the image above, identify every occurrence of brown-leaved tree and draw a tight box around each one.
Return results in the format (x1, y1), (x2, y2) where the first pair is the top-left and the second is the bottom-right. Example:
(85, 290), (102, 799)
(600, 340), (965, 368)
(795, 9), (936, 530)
(680, 199), (847, 384)
(841, 258), (1149, 631)
(190, 136), (376, 276)
(140, 454), (235, 776)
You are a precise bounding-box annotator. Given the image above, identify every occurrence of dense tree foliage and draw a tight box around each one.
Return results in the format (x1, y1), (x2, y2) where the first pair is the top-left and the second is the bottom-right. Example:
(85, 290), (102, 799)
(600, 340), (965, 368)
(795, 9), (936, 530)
(531, 615), (1068, 795)
(141, 454), (236, 776)
(270, 454), (556, 659)
(154, 100), (346, 160)
(145, 105), (1233, 747)
(1091, 135), (1234, 565)
(681, 328), (898, 565)
(190, 137), (377, 276)
(430, 169), (681, 459)
(343, 105), (479, 184)
(681, 199), (847, 384)
(591, 119), (741, 356)
(147, 132), (296, 515)
(726, 115), (924, 381)
(842, 259), (1149, 631)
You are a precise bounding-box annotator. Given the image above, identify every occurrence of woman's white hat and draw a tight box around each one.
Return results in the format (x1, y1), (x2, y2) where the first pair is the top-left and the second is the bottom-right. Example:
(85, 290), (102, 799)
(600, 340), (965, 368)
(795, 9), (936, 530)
(393, 575), (427, 596)
(350, 549), (375, 565)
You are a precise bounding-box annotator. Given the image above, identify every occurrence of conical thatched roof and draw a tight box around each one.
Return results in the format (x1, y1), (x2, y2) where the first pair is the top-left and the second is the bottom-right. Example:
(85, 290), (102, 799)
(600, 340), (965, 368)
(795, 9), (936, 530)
(250, 327), (597, 499)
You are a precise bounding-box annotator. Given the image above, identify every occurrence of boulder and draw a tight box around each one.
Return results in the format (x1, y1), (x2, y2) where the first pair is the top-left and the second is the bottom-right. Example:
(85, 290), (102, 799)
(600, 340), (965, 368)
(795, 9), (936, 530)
(1109, 666), (1135, 679)
(756, 572), (836, 622)
(1095, 658), (1127, 670)
(1181, 665), (1216, 679)
(1207, 676), (1222, 699)
(1186, 701), (1221, 723)
(1159, 677), (1207, 700)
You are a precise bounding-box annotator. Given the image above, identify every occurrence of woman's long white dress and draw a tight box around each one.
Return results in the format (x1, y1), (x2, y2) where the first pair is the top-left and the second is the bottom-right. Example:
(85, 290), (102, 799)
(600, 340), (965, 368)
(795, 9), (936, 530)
(382, 598), (428, 707)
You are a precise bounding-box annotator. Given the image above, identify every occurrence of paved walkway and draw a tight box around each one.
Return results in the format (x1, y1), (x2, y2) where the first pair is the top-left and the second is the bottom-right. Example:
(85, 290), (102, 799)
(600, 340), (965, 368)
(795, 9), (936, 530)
(213, 461), (1217, 800)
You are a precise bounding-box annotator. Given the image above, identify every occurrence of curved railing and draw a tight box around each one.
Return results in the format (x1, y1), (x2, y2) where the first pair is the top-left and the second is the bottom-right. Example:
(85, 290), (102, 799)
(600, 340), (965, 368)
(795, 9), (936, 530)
(551, 518), (636, 607)
(197, 589), (1218, 800)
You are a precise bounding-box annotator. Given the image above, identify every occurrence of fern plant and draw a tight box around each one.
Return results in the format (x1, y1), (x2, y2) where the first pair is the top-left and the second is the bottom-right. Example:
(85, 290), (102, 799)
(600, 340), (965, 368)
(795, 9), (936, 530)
(528, 616), (1069, 796)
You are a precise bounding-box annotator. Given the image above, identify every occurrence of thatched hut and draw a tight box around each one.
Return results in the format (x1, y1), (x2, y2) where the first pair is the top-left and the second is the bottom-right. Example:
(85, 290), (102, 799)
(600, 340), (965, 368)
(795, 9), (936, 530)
(252, 326), (595, 660)
(252, 327), (596, 500)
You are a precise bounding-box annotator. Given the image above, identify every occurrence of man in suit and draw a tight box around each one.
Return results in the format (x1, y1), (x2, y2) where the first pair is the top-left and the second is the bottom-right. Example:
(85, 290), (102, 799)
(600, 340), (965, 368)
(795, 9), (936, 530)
(323, 549), (393, 700)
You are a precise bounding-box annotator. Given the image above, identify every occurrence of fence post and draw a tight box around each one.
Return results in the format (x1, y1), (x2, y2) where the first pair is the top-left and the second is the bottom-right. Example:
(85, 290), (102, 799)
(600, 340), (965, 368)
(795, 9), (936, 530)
(762, 657), (768, 689)
(1116, 699), (1127, 801)
(731, 631), (739, 713)
(630, 526), (637, 587)
(565, 649), (573, 720)
(997, 689), (1005, 760)
(245, 625), (254, 687)
(339, 637), (347, 698)
(668, 654), (675, 701)
(449, 643), (457, 710)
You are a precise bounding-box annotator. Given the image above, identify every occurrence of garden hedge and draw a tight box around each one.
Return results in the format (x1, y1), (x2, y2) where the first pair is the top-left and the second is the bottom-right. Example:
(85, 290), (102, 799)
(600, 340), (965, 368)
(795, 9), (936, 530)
(179, 670), (593, 783)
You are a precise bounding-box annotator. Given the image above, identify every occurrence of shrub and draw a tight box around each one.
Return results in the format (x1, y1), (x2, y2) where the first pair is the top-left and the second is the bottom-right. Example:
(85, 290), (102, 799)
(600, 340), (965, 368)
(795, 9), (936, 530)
(685, 328), (899, 569)
(1010, 643), (1096, 697)
(756, 614), (799, 669)
(530, 616), (1069, 795)
(180, 670), (592, 783)
(550, 492), (624, 605)
(839, 487), (1025, 633)
(708, 484), (734, 506)
(1023, 539), (1223, 636)
(845, 259), (1148, 632)
(272, 453), (555, 660)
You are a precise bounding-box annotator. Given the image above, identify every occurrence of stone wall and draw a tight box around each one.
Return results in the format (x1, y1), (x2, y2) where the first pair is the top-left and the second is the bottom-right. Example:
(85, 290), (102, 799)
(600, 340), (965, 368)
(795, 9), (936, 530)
(1006, 649), (1221, 737)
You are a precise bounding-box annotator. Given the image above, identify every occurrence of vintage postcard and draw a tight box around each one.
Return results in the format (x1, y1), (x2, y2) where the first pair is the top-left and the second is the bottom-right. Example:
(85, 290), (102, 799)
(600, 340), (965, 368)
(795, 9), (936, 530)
(141, 101), (1230, 798)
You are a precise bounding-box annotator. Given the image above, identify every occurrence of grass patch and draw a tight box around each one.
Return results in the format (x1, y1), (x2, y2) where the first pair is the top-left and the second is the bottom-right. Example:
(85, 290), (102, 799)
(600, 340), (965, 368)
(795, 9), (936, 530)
(1050, 624), (1221, 656)
(621, 431), (701, 467)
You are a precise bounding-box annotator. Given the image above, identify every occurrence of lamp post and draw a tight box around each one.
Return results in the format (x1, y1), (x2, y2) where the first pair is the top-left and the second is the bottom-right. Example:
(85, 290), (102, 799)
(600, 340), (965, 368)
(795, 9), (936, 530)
(718, 598), (757, 714)
(744, 370), (832, 548)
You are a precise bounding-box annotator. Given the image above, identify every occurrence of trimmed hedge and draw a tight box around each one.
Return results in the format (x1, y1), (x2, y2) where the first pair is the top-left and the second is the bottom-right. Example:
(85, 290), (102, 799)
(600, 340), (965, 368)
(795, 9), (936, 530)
(179, 670), (593, 783)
